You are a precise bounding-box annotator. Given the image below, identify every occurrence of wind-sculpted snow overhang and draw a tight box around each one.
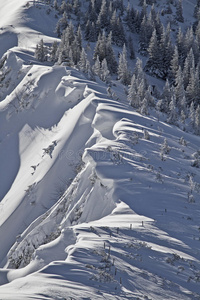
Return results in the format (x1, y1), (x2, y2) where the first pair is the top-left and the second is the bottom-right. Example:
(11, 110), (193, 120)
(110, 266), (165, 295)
(0, 43), (200, 300)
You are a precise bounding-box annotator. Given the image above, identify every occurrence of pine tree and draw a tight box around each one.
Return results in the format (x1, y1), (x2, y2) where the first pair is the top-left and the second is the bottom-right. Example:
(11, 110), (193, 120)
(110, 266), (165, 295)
(176, 0), (184, 23)
(53, 0), (58, 10)
(180, 109), (186, 123)
(50, 41), (58, 62)
(139, 15), (154, 55)
(174, 66), (185, 112)
(186, 67), (200, 106)
(140, 0), (147, 21)
(106, 32), (118, 73)
(71, 26), (82, 65)
(134, 58), (146, 85)
(154, 12), (163, 41)
(145, 29), (162, 78)
(93, 32), (106, 62)
(35, 39), (47, 62)
(128, 74), (138, 108)
(195, 104), (200, 134)
(110, 10), (126, 47)
(100, 58), (110, 83)
(137, 79), (146, 106)
(93, 32), (117, 74)
(77, 25), (82, 49)
(176, 27), (185, 66)
(159, 23), (174, 79)
(140, 98), (148, 115)
(97, 0), (109, 29)
(183, 48), (195, 89)
(87, 0), (97, 23)
(65, 22), (75, 45)
(125, 4), (137, 33)
(145, 86), (155, 107)
(161, 138), (171, 154)
(189, 101), (195, 127)
(85, 20), (97, 42)
(117, 44), (131, 85)
(71, 36), (81, 65)
(57, 30), (70, 64)
(79, 48), (88, 72)
(93, 55), (101, 77)
(194, 0), (200, 18)
(167, 95), (177, 124)
(184, 27), (194, 55)
(59, 11), (68, 32)
(161, 79), (171, 112)
(73, 0), (80, 16)
(169, 46), (179, 83)
(60, 0), (67, 14)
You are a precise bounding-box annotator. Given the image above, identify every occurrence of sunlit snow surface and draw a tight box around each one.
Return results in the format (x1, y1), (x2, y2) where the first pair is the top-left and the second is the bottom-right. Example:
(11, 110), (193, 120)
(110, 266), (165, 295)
(0, 0), (200, 299)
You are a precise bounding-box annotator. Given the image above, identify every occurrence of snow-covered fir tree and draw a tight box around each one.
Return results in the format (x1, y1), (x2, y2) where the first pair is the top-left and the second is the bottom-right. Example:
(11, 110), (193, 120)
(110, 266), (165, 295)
(117, 44), (131, 85)
(35, 39), (47, 62)
(176, 0), (184, 23)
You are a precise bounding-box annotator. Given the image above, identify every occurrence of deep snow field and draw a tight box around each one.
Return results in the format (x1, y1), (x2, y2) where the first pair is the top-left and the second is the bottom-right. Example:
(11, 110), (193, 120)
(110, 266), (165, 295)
(0, 0), (200, 299)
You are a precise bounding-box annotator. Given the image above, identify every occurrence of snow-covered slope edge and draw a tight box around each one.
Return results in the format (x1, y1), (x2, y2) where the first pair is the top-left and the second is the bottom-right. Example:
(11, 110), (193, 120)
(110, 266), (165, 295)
(0, 48), (200, 299)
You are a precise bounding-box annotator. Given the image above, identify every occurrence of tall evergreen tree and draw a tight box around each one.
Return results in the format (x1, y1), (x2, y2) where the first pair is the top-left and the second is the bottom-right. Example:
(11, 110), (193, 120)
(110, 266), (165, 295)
(110, 10), (126, 46)
(128, 58), (148, 110)
(35, 39), (47, 62)
(161, 79), (172, 112)
(60, 0), (67, 14)
(174, 66), (186, 112)
(100, 58), (110, 83)
(97, 0), (109, 29)
(117, 44), (131, 85)
(176, 0), (184, 23)
(195, 104), (200, 134)
(169, 46), (179, 83)
(139, 15), (154, 55)
(159, 23), (174, 79)
(106, 32), (118, 73)
(167, 95), (177, 124)
(176, 27), (185, 66)
(145, 29), (160, 75)
(184, 26), (194, 55)
(85, 20), (97, 42)
(125, 4), (137, 33)
(93, 55), (101, 77)
(93, 31), (117, 74)
(140, 98), (149, 115)
(183, 48), (195, 89)
(194, 0), (200, 18)
(189, 101), (195, 127)
(128, 74), (139, 108)
(186, 67), (200, 106)
(79, 48), (88, 72)
(49, 41), (58, 62)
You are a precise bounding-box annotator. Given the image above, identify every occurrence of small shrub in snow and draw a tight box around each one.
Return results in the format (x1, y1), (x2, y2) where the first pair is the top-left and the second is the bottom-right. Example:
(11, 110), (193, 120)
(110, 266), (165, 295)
(179, 136), (187, 146)
(161, 138), (171, 155)
(143, 129), (150, 140)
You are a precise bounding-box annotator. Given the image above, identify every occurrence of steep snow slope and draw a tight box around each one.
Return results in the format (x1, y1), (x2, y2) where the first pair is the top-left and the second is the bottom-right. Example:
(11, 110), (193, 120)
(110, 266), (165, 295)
(0, 0), (58, 58)
(0, 1), (200, 299)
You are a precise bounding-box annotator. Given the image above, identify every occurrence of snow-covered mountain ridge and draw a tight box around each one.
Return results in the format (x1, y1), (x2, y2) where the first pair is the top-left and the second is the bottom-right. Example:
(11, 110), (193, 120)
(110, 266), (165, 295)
(0, 0), (200, 299)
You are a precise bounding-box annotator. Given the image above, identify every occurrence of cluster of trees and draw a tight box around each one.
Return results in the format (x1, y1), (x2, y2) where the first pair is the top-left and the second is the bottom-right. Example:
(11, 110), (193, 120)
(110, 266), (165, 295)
(133, 0), (200, 134)
(34, 0), (200, 135)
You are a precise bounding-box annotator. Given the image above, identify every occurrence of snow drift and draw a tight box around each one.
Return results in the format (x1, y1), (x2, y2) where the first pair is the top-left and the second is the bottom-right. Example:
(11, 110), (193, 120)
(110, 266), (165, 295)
(0, 1), (200, 300)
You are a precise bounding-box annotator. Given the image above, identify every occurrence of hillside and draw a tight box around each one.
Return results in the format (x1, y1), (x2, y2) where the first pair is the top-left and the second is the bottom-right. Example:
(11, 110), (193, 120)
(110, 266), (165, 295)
(0, 0), (200, 299)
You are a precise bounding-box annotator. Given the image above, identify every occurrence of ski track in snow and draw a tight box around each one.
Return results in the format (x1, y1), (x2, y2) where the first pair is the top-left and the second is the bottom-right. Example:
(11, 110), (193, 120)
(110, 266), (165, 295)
(0, 1), (199, 299)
